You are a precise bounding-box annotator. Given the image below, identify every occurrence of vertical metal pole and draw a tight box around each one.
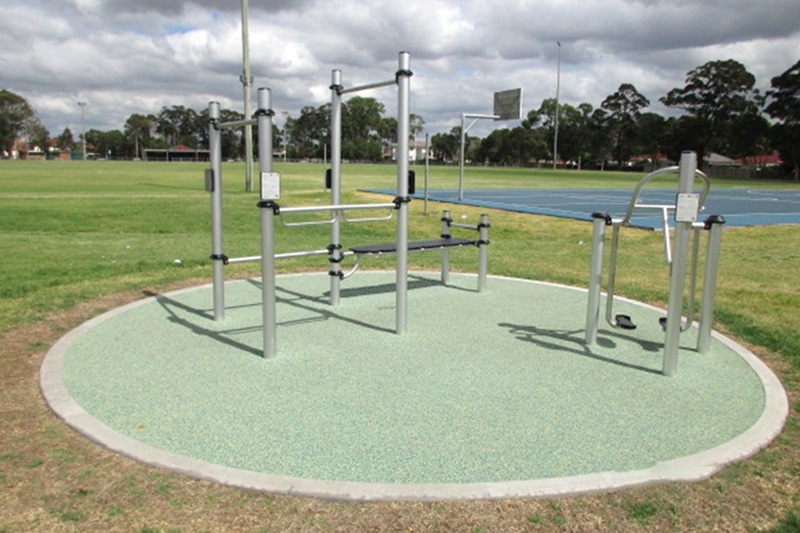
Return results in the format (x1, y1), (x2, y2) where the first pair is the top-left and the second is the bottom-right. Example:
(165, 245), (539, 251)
(78, 102), (87, 161)
(208, 101), (225, 321)
(241, 0), (254, 192)
(697, 216), (725, 353)
(396, 51), (412, 334)
(329, 69), (343, 306)
(663, 151), (697, 376)
(553, 41), (562, 170)
(458, 113), (466, 200)
(424, 132), (430, 215)
(477, 214), (489, 293)
(585, 213), (608, 345)
(257, 88), (277, 358)
(440, 210), (452, 284)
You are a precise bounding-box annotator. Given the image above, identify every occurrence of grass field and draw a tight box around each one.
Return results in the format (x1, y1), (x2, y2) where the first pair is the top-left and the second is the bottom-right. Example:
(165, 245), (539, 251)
(1, 160), (799, 532)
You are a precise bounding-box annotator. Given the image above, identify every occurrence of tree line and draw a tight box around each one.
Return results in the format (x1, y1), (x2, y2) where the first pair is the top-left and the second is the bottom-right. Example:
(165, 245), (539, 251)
(434, 58), (800, 180)
(2, 57), (798, 179)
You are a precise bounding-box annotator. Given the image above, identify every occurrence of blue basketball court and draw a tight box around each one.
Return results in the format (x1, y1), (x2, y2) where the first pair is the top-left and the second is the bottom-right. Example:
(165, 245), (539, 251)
(370, 188), (800, 229)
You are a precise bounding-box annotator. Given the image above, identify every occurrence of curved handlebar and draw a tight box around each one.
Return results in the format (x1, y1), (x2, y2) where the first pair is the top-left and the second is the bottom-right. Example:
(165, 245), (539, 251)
(623, 167), (710, 225)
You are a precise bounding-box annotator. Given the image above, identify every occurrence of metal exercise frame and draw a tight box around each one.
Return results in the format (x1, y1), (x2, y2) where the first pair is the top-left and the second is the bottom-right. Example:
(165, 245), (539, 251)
(205, 52), (412, 359)
(584, 151), (726, 376)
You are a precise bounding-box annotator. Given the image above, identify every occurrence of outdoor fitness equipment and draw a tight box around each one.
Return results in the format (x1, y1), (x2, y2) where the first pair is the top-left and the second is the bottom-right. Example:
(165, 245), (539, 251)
(207, 52), (489, 359)
(584, 151), (726, 376)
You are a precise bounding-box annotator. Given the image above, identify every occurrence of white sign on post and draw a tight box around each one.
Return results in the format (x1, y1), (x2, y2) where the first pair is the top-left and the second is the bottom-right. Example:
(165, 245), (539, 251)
(260, 172), (281, 201)
(675, 193), (700, 223)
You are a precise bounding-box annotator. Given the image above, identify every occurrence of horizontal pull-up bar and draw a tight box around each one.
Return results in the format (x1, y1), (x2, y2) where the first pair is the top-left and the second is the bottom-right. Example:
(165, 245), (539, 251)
(216, 118), (258, 130)
(339, 78), (396, 95)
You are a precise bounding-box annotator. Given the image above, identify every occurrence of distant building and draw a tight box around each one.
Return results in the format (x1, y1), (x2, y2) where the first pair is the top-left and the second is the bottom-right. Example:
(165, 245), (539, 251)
(143, 145), (210, 162)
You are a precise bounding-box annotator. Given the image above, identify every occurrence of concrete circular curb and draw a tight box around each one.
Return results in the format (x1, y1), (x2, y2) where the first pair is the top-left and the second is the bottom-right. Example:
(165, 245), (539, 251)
(40, 273), (789, 501)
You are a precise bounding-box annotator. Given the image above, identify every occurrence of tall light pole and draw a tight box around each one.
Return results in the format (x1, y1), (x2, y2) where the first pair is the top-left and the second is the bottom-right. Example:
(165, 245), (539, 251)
(553, 41), (561, 170)
(241, 0), (254, 192)
(78, 101), (87, 161)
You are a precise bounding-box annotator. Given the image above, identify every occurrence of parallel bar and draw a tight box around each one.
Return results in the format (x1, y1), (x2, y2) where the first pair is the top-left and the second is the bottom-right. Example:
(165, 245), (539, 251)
(226, 249), (333, 264)
(450, 221), (480, 230)
(225, 255), (260, 264)
(339, 78), (396, 94)
(276, 249), (331, 260)
(280, 202), (396, 215)
(208, 101), (225, 321)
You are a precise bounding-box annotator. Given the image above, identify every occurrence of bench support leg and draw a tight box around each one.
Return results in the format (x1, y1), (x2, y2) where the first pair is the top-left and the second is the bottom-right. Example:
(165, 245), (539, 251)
(440, 210), (452, 284)
(478, 214), (489, 292)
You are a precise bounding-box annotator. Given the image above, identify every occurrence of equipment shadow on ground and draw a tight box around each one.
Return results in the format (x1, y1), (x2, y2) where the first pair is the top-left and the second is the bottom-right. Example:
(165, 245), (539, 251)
(142, 274), (465, 358)
(499, 322), (663, 375)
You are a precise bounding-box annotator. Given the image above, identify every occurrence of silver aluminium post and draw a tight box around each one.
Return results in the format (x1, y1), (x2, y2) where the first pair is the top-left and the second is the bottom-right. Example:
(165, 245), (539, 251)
(240, 0), (254, 192)
(440, 210), (452, 283)
(395, 51), (412, 334)
(257, 88), (277, 358)
(697, 216), (725, 353)
(458, 113), (467, 200)
(663, 151), (698, 376)
(585, 213), (608, 345)
(424, 132), (430, 215)
(329, 69), (343, 306)
(208, 101), (225, 321)
(477, 214), (490, 292)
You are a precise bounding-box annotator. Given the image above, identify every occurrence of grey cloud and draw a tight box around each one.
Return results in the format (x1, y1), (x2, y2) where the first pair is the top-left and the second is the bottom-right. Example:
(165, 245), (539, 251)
(97, 0), (314, 15)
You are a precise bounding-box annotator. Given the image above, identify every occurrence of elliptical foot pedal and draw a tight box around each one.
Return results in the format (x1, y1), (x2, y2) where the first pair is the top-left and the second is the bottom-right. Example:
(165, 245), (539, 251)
(659, 317), (668, 330)
(615, 314), (637, 330)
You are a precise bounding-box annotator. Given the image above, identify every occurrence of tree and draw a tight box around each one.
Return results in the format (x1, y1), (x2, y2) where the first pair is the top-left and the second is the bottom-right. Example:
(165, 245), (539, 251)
(0, 90), (41, 156)
(601, 83), (650, 166)
(765, 58), (800, 180)
(378, 117), (397, 144)
(660, 59), (760, 166)
(124, 113), (156, 159)
(342, 97), (384, 142)
(554, 102), (594, 168)
(587, 108), (614, 169)
(85, 129), (128, 159)
(285, 105), (329, 159)
(56, 128), (75, 152)
(409, 113), (425, 140)
(155, 105), (204, 148)
(431, 127), (462, 162)
(634, 112), (668, 171)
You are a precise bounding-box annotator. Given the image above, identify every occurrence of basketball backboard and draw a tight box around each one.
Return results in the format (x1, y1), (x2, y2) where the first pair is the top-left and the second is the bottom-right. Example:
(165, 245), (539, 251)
(493, 88), (523, 121)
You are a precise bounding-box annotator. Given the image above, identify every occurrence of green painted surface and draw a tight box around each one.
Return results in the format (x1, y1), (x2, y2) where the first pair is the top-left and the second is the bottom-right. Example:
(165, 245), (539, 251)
(63, 272), (765, 484)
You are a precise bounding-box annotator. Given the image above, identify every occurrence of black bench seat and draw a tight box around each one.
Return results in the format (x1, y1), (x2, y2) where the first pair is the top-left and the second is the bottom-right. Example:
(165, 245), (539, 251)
(350, 237), (476, 255)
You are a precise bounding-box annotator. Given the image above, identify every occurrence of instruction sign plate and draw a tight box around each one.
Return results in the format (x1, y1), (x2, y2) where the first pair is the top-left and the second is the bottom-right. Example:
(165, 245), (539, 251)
(260, 172), (281, 201)
(675, 193), (700, 223)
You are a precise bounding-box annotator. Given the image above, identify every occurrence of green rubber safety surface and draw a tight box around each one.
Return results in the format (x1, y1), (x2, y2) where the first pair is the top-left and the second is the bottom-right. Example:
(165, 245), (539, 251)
(44, 272), (786, 499)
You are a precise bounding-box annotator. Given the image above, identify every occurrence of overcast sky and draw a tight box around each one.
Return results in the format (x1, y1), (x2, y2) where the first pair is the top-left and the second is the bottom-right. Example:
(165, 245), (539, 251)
(1, 0), (799, 139)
